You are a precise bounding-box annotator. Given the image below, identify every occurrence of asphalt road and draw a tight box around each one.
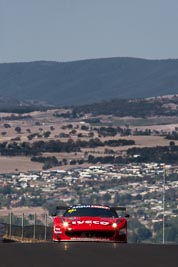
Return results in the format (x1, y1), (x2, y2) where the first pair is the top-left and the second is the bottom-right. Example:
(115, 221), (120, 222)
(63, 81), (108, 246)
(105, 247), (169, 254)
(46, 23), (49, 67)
(0, 242), (178, 267)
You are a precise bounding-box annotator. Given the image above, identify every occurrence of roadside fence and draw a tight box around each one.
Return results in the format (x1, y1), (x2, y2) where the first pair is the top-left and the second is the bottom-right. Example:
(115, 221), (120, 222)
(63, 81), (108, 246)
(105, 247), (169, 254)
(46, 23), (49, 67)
(0, 212), (53, 241)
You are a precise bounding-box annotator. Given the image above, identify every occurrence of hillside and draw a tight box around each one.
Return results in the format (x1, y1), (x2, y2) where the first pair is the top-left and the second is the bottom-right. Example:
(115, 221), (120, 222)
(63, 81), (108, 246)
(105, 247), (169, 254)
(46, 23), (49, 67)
(0, 57), (178, 106)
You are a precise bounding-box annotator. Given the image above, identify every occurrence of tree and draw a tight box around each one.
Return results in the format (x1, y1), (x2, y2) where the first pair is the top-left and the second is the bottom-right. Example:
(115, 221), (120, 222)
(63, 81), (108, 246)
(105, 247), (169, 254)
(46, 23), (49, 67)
(137, 226), (152, 241)
(15, 126), (21, 133)
(62, 158), (67, 165)
(43, 131), (51, 138)
(3, 123), (11, 128)
(169, 141), (175, 147)
(102, 193), (111, 202)
(50, 126), (55, 131)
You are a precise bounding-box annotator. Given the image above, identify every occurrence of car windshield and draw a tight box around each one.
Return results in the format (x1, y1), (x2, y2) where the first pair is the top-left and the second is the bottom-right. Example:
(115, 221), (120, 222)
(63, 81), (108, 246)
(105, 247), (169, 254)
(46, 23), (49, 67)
(63, 206), (118, 218)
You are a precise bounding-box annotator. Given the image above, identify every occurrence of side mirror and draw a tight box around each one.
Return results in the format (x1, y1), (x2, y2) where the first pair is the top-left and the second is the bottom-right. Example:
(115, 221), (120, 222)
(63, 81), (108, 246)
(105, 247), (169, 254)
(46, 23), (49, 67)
(125, 214), (130, 218)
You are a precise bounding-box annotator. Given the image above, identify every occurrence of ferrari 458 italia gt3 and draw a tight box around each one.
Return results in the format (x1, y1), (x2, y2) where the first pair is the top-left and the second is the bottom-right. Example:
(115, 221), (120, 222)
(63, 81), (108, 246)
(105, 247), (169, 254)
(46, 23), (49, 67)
(52, 204), (129, 242)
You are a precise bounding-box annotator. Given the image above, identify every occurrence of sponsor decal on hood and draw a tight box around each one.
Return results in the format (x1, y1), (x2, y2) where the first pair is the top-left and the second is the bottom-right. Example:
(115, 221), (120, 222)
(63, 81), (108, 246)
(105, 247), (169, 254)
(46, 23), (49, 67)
(70, 220), (110, 225)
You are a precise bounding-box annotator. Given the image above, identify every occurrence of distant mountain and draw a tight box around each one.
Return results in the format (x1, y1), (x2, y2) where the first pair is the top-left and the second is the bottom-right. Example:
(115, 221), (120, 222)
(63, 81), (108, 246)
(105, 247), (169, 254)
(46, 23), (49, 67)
(0, 57), (178, 106)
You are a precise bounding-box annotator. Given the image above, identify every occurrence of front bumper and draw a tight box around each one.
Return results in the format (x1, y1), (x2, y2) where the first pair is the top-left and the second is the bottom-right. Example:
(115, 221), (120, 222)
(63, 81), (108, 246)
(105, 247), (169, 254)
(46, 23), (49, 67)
(53, 230), (127, 243)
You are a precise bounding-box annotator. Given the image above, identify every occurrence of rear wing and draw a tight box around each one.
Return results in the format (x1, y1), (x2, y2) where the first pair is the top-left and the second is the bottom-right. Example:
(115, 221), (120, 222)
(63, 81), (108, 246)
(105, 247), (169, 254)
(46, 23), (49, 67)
(111, 206), (126, 211)
(111, 206), (130, 218)
(56, 206), (70, 210)
(55, 206), (126, 211)
(51, 206), (70, 216)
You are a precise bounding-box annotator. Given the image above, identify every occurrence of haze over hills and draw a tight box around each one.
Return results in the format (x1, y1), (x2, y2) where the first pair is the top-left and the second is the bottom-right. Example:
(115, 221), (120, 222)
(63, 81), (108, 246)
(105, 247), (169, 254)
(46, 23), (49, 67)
(0, 57), (178, 106)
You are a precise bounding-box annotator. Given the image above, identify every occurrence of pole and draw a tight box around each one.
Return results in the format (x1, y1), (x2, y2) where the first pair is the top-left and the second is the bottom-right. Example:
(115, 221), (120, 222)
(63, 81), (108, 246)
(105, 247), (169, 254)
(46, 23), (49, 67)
(21, 213), (24, 239)
(9, 212), (12, 237)
(44, 213), (47, 240)
(33, 213), (36, 240)
(162, 169), (166, 244)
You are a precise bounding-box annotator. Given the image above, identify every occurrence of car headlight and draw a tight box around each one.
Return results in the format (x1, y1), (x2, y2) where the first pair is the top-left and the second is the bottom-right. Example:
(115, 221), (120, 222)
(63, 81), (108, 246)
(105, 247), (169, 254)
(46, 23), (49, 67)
(63, 221), (69, 227)
(112, 222), (118, 228)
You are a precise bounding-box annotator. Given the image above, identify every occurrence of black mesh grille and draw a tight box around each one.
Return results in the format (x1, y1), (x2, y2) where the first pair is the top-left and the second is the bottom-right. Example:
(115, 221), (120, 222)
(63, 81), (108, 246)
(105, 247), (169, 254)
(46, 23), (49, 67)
(65, 230), (115, 238)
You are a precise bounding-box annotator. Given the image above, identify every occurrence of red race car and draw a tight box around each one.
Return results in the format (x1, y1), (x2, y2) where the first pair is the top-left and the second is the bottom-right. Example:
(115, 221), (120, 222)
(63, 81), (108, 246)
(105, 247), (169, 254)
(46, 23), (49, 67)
(52, 204), (129, 243)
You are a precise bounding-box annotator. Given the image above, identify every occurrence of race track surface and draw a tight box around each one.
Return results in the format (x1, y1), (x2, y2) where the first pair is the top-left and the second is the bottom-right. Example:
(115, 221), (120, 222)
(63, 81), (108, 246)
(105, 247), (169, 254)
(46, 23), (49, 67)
(0, 242), (177, 267)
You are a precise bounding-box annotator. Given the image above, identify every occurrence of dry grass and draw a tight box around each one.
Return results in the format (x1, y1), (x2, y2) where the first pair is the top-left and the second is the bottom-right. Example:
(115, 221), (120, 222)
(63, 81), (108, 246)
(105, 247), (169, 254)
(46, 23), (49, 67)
(0, 110), (178, 173)
(0, 156), (43, 173)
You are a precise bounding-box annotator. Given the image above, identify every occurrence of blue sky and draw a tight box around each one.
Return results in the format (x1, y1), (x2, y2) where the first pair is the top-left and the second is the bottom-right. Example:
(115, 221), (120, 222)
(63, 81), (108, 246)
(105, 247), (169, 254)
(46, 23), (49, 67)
(1, 0), (178, 63)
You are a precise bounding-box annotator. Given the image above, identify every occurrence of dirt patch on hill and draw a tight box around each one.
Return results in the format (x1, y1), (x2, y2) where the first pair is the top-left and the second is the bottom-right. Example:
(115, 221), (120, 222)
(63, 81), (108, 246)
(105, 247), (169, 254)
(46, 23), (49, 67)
(0, 156), (43, 173)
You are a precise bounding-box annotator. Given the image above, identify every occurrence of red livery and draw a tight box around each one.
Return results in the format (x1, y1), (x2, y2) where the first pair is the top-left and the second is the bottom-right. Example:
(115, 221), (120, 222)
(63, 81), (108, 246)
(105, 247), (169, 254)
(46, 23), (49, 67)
(52, 204), (129, 243)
